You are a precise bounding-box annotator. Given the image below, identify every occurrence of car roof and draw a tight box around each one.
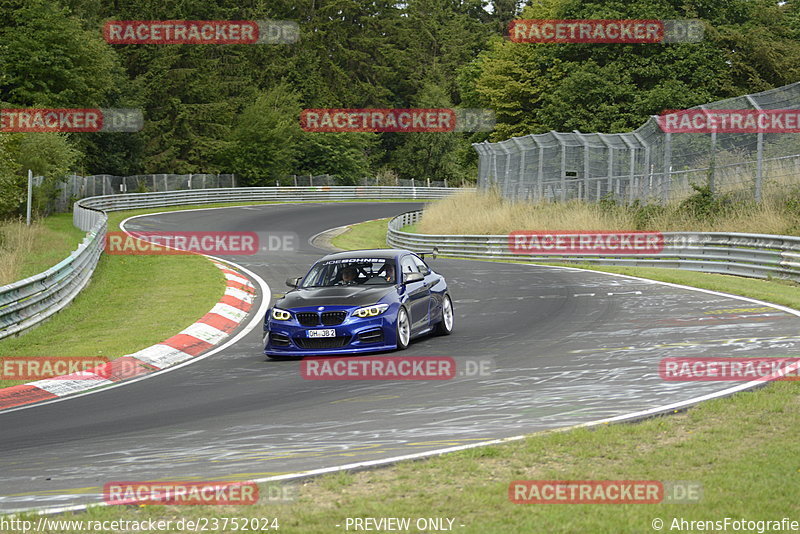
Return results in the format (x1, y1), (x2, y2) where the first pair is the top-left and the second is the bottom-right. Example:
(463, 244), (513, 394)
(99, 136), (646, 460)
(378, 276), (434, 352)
(316, 249), (414, 262)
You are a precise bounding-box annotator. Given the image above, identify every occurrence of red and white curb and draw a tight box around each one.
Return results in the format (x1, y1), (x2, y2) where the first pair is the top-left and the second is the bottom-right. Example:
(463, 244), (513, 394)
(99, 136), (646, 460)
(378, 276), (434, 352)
(0, 260), (256, 411)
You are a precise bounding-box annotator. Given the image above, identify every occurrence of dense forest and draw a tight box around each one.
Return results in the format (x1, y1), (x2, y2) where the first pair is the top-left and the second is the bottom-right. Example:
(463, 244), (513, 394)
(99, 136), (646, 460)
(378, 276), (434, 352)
(1, 0), (800, 217)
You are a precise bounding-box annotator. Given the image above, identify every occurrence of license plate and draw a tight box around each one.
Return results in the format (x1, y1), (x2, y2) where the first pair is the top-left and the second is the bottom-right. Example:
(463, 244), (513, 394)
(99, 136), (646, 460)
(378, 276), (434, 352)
(308, 329), (336, 338)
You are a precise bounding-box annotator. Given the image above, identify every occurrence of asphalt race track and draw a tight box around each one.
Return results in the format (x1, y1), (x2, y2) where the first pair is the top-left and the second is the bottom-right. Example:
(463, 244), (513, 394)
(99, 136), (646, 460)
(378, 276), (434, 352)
(1, 202), (799, 513)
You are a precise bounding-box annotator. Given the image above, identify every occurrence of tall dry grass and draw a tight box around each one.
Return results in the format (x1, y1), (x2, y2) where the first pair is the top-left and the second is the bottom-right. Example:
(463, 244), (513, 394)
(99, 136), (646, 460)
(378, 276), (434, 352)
(419, 190), (635, 234)
(418, 187), (800, 236)
(0, 220), (48, 286)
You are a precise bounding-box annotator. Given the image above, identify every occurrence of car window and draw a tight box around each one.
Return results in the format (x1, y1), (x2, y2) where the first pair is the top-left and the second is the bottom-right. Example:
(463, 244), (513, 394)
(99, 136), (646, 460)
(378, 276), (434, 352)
(411, 255), (429, 274)
(300, 258), (394, 287)
(400, 256), (417, 276)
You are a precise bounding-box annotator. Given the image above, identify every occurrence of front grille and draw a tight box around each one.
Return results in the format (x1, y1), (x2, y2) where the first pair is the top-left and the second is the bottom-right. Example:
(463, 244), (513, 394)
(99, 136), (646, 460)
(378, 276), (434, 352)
(321, 311), (347, 325)
(269, 332), (290, 346)
(358, 329), (383, 344)
(294, 336), (350, 349)
(296, 312), (320, 327)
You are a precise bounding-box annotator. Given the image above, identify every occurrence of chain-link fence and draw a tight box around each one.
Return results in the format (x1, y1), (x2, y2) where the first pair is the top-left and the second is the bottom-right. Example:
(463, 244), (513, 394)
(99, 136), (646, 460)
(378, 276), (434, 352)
(38, 174), (236, 212)
(37, 173), (454, 213)
(289, 175), (452, 187)
(474, 82), (800, 204)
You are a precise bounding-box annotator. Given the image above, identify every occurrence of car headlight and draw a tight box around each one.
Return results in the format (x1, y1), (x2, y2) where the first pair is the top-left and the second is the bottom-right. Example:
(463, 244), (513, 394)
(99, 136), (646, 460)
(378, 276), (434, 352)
(271, 308), (292, 321)
(352, 303), (390, 318)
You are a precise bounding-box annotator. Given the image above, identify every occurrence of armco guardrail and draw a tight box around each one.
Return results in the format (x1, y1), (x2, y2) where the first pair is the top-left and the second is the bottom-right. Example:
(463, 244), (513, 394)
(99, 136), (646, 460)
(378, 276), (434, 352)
(73, 186), (459, 230)
(1, 187), (463, 339)
(0, 209), (106, 340)
(388, 210), (800, 282)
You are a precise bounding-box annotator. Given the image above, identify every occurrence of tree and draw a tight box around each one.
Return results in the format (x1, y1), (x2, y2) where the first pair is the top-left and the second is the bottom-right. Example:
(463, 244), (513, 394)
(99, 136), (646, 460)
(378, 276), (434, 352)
(390, 80), (467, 184)
(221, 83), (302, 186)
(11, 133), (81, 216)
(295, 133), (378, 185)
(0, 134), (24, 220)
(466, 0), (800, 139)
(0, 0), (121, 107)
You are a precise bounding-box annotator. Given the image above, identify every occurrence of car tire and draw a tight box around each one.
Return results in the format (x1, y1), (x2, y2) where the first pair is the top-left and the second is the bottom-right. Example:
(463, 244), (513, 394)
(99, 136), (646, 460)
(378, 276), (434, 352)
(396, 306), (411, 350)
(434, 294), (454, 335)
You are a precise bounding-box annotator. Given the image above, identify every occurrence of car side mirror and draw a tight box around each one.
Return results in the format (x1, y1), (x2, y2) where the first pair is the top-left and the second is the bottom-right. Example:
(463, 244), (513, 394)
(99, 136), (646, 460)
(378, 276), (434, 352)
(403, 272), (424, 283)
(285, 277), (301, 288)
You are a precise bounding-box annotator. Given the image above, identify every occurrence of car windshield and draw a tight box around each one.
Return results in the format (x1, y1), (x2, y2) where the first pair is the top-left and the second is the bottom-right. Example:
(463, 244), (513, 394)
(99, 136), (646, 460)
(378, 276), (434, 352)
(300, 257), (396, 288)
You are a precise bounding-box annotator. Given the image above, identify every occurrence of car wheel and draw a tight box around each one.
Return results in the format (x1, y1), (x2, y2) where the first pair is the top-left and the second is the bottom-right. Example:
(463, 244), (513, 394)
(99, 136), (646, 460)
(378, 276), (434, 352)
(396, 306), (411, 350)
(434, 294), (454, 335)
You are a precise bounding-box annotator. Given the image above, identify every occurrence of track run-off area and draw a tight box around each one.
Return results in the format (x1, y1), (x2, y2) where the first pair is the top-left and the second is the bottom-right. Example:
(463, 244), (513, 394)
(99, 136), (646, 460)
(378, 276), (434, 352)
(1, 201), (799, 513)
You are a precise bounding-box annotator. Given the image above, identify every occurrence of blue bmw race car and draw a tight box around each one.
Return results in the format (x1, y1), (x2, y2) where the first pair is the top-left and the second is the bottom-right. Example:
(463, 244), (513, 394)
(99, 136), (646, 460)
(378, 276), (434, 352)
(264, 249), (453, 358)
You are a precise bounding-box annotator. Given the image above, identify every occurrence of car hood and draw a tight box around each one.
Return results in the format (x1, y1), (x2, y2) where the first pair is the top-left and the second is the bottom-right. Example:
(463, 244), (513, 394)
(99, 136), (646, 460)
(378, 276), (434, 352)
(278, 286), (396, 309)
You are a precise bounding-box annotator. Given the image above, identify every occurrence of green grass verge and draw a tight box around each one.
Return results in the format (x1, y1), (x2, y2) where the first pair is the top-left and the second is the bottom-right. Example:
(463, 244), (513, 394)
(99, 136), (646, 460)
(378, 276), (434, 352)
(16, 213), (87, 280)
(0, 207), (229, 388)
(331, 218), (393, 250)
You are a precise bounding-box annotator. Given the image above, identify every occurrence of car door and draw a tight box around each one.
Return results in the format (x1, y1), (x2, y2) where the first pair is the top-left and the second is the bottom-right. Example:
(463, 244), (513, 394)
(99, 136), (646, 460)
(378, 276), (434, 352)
(400, 254), (431, 332)
(411, 254), (437, 323)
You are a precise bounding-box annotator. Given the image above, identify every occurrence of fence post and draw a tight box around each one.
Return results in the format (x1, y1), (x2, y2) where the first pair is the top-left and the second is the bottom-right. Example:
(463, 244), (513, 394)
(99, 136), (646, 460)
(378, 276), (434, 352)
(26, 169), (32, 225)
(699, 106), (717, 194)
(633, 131), (648, 202)
(551, 131), (567, 202)
(745, 95), (764, 202)
(536, 142), (544, 202)
(597, 134), (614, 200)
(577, 132), (589, 202)
(491, 149), (499, 190)
(662, 132), (672, 205)
(510, 138), (525, 201)
(755, 132), (764, 202)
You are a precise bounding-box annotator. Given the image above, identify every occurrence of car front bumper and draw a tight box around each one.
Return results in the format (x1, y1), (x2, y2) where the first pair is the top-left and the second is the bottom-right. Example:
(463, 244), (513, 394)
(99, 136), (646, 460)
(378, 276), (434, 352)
(264, 306), (400, 357)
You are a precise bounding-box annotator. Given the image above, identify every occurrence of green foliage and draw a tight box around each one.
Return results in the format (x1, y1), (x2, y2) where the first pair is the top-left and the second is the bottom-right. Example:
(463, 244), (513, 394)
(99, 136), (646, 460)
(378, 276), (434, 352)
(0, 132), (80, 218)
(0, 134), (24, 219)
(13, 133), (81, 216)
(782, 185), (800, 234)
(677, 183), (737, 220)
(2, 0), (800, 209)
(469, 0), (800, 139)
(221, 83), (302, 186)
(295, 133), (378, 185)
(629, 199), (667, 230)
(0, 0), (121, 107)
(389, 80), (468, 183)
